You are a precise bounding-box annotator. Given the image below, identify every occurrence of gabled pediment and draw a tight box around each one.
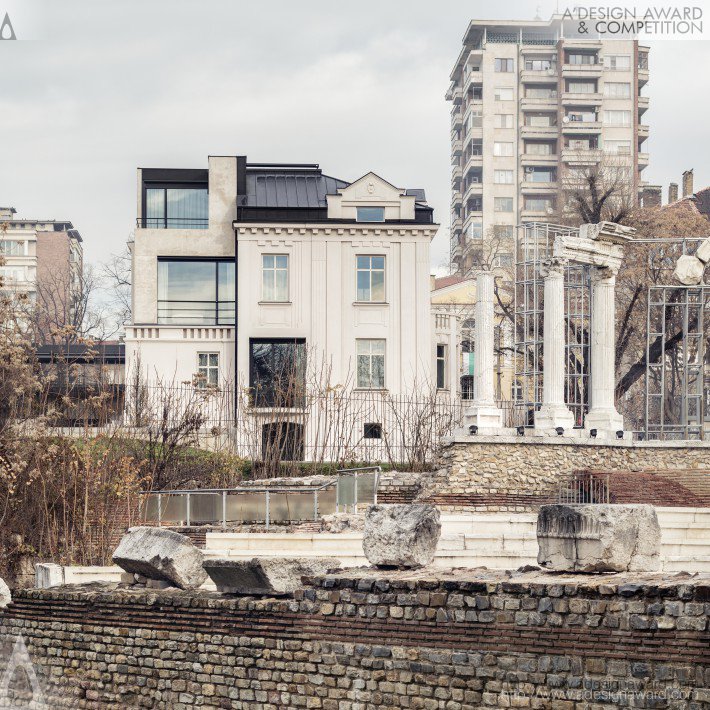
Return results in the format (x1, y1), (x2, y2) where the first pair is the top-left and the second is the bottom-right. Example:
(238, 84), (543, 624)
(337, 172), (405, 203)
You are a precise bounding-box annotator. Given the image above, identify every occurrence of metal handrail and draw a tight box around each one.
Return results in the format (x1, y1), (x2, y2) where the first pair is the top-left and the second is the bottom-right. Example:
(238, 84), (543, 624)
(139, 465), (381, 529)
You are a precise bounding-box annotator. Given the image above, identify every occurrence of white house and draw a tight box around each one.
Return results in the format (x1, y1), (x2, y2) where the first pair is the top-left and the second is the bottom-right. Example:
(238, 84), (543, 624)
(125, 156), (439, 459)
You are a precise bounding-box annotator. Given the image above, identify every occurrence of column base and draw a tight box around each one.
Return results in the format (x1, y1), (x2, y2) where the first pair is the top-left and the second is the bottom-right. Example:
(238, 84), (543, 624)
(464, 403), (503, 433)
(534, 404), (576, 434)
(584, 408), (625, 439)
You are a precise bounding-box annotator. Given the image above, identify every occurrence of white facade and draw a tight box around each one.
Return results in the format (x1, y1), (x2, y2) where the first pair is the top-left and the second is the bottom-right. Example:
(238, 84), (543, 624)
(125, 158), (438, 454)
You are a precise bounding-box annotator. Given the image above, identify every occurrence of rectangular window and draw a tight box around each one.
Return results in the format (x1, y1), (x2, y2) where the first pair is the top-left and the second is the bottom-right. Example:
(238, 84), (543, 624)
(604, 82), (631, 97)
(526, 114), (555, 127)
(157, 259), (235, 325)
(494, 58), (514, 72)
(605, 55), (630, 70)
(567, 52), (597, 65)
(525, 86), (556, 98)
(568, 80), (596, 94)
(494, 170), (514, 184)
(467, 110), (482, 129)
(525, 58), (554, 71)
(356, 255), (385, 302)
(436, 344), (447, 389)
(196, 353), (219, 388)
(144, 186), (208, 229)
(363, 422), (382, 439)
(525, 141), (554, 155)
(494, 225), (515, 239)
(495, 197), (513, 213)
(468, 219), (483, 240)
(0, 240), (26, 256)
(566, 110), (597, 123)
(527, 167), (556, 183)
(356, 206), (384, 222)
(603, 139), (631, 154)
(525, 197), (554, 212)
(494, 87), (514, 101)
(603, 110), (631, 126)
(249, 338), (306, 408)
(262, 254), (289, 302)
(357, 339), (385, 389)
(493, 142), (514, 157)
(493, 253), (513, 268)
(494, 113), (514, 128)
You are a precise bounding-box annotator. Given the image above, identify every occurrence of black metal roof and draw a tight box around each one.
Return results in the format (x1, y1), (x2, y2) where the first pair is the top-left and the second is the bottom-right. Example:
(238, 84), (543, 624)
(36, 342), (125, 364)
(241, 167), (349, 208)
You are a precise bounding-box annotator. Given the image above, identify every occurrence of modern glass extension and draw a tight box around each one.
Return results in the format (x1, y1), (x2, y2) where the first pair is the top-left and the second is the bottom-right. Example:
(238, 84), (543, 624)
(144, 187), (208, 229)
(157, 259), (235, 324)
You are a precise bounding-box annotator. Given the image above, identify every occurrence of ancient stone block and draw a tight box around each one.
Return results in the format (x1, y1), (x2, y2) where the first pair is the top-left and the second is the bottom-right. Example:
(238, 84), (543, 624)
(203, 558), (341, 595)
(0, 576), (10, 607)
(363, 504), (441, 568)
(695, 237), (710, 264)
(35, 563), (64, 588)
(112, 527), (207, 589)
(537, 504), (661, 573)
(674, 254), (705, 285)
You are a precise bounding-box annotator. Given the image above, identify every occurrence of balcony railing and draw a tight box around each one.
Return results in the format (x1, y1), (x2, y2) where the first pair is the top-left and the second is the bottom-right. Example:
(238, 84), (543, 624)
(138, 216), (209, 229)
(157, 300), (235, 325)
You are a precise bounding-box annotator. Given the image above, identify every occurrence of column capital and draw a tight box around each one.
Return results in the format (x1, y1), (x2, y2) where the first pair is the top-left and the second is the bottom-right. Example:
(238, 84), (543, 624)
(591, 264), (619, 282)
(540, 257), (567, 278)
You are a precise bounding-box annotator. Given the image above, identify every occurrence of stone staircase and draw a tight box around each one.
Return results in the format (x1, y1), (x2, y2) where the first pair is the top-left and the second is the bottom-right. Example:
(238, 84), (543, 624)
(203, 507), (710, 573)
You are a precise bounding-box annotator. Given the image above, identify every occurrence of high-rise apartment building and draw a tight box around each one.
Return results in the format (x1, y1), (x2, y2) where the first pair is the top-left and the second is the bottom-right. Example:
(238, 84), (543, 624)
(0, 206), (83, 338)
(446, 17), (649, 273)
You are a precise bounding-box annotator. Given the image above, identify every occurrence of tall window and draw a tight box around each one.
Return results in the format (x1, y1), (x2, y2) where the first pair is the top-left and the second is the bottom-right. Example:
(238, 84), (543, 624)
(467, 110), (483, 129)
(494, 114), (514, 128)
(495, 197), (513, 212)
(356, 255), (385, 302)
(494, 87), (514, 101)
(356, 206), (384, 222)
(145, 187), (208, 229)
(157, 259), (234, 324)
(493, 142), (514, 156)
(262, 255), (289, 302)
(249, 338), (306, 408)
(494, 170), (513, 184)
(494, 58), (514, 72)
(436, 344), (447, 390)
(357, 339), (385, 389)
(494, 225), (514, 239)
(196, 353), (219, 387)
(604, 82), (631, 97)
(469, 219), (483, 240)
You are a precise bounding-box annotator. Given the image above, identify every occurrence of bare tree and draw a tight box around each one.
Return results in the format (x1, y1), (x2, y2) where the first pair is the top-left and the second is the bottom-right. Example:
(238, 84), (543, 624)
(103, 241), (132, 327)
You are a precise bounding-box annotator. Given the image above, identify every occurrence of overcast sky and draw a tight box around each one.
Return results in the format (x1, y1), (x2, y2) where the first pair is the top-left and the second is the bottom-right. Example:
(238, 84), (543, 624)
(1, 0), (708, 271)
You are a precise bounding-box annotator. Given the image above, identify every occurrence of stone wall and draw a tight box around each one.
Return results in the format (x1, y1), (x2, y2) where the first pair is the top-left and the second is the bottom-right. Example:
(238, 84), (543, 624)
(0, 569), (707, 708)
(433, 437), (710, 511)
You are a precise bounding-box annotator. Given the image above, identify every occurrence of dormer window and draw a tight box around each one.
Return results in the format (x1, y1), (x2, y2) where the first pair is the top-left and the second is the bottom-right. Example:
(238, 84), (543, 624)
(356, 206), (385, 222)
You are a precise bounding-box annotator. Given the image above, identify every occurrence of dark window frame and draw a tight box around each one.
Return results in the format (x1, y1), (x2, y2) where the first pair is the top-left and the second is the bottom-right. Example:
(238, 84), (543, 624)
(249, 337), (307, 409)
(142, 181), (209, 229)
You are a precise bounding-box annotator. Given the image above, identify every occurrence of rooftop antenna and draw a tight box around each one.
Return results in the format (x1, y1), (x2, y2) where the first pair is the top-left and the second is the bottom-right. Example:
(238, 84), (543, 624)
(534, 5), (542, 20)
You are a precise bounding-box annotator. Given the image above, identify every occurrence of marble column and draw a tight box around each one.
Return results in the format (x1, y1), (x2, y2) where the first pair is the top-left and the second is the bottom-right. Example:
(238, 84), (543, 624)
(584, 267), (624, 435)
(464, 271), (502, 431)
(534, 258), (575, 432)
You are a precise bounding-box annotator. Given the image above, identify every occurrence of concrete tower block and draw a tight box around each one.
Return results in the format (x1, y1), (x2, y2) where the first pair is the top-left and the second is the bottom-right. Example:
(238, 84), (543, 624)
(537, 504), (661, 573)
(363, 504), (441, 568)
(112, 527), (207, 590)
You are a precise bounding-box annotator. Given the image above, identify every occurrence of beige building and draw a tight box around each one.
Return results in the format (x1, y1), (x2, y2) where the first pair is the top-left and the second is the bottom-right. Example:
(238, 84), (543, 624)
(446, 17), (650, 273)
(0, 206), (83, 338)
(431, 274), (515, 402)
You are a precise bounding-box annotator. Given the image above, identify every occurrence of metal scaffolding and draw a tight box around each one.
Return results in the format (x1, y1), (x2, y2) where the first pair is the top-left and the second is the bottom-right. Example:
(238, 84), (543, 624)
(645, 285), (710, 440)
(514, 223), (592, 427)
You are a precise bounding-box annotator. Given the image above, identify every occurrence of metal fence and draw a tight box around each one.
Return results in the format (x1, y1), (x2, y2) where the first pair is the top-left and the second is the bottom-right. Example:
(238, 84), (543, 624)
(557, 472), (610, 505)
(140, 467), (380, 528)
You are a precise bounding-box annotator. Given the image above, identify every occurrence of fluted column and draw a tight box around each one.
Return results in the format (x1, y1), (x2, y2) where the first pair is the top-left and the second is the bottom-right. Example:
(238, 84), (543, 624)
(464, 271), (502, 432)
(584, 267), (624, 435)
(534, 258), (575, 432)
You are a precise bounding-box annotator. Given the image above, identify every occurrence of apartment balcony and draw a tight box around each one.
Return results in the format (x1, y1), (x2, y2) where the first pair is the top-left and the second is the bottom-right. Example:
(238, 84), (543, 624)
(463, 181), (483, 203)
(638, 124), (650, 140)
(561, 148), (602, 165)
(521, 95), (558, 110)
(451, 238), (463, 261)
(452, 86), (463, 105)
(136, 217), (209, 230)
(452, 138), (463, 157)
(638, 67), (649, 88)
(638, 96), (650, 114)
(125, 323), (235, 342)
(464, 71), (483, 94)
(521, 153), (557, 167)
(451, 112), (462, 131)
(561, 63), (603, 78)
(520, 70), (559, 84)
(521, 124), (558, 139)
(561, 121), (601, 134)
(521, 207), (555, 220)
(463, 153), (483, 175)
(638, 152), (650, 167)
(451, 164), (463, 183)
(561, 39), (602, 51)
(521, 180), (558, 193)
(451, 215), (463, 232)
(452, 191), (463, 208)
(561, 92), (602, 107)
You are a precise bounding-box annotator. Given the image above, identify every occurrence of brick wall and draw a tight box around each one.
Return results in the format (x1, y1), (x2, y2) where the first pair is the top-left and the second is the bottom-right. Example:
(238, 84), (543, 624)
(0, 570), (707, 708)
(434, 437), (710, 511)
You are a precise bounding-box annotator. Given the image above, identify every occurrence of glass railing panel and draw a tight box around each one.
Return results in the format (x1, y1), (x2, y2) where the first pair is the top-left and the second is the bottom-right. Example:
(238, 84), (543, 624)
(226, 492), (266, 524)
(337, 476), (356, 507)
(189, 493), (221, 524)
